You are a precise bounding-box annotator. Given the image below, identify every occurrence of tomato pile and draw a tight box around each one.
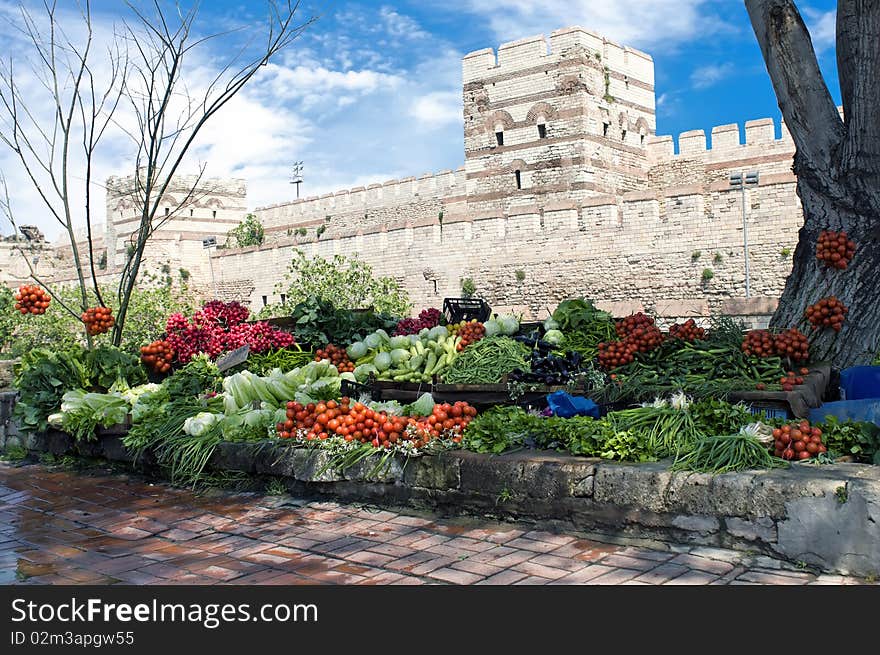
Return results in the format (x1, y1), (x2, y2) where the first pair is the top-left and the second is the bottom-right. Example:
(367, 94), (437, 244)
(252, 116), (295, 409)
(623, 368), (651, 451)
(616, 312), (655, 338)
(140, 340), (175, 374)
(597, 340), (635, 369)
(13, 284), (51, 315)
(805, 296), (848, 332)
(82, 306), (114, 336)
(277, 398), (477, 449)
(772, 420), (827, 461)
(314, 344), (355, 373)
(452, 320), (486, 351)
(742, 328), (809, 363)
(668, 319), (706, 342)
(394, 308), (441, 336)
(778, 368), (808, 392)
(816, 229), (856, 270)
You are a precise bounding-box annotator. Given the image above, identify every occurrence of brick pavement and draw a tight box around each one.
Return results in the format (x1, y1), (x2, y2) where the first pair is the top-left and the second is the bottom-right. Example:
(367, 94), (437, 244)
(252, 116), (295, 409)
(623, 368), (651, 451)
(0, 462), (874, 586)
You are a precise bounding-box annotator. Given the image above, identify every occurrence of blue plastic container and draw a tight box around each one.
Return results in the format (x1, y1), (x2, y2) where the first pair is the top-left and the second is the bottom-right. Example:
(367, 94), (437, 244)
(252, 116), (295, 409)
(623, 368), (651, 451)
(839, 366), (880, 400)
(808, 399), (880, 427)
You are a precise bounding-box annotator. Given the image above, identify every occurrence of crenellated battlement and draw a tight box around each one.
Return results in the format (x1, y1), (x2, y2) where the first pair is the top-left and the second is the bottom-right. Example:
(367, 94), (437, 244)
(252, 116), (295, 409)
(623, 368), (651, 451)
(463, 26), (654, 86)
(256, 167), (467, 228)
(646, 116), (794, 163)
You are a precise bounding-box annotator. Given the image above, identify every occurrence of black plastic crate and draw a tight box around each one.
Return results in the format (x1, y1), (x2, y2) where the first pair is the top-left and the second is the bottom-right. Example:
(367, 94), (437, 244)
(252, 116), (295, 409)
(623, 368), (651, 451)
(340, 378), (377, 401)
(443, 297), (491, 324)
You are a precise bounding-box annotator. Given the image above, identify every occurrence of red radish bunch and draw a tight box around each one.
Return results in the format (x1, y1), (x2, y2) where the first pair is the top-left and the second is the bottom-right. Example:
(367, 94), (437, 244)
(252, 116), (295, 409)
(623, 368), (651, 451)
(14, 284), (51, 315)
(314, 344), (355, 373)
(668, 319), (706, 342)
(165, 301), (293, 364)
(394, 308), (442, 336)
(616, 312), (655, 338)
(816, 230), (856, 270)
(772, 420), (826, 461)
(82, 306), (114, 336)
(277, 398), (477, 449)
(805, 296), (848, 332)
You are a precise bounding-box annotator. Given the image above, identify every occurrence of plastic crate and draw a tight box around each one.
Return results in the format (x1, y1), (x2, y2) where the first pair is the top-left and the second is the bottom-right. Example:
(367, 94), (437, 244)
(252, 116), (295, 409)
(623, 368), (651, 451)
(340, 379), (376, 401)
(745, 400), (793, 421)
(443, 297), (491, 324)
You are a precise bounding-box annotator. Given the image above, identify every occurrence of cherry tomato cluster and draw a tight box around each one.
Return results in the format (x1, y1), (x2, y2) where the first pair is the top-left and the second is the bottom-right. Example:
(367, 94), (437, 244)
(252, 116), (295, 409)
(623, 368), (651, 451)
(13, 284), (51, 315)
(140, 340), (175, 374)
(82, 306), (114, 336)
(668, 319), (706, 342)
(314, 344), (355, 373)
(778, 368), (809, 392)
(276, 398), (477, 449)
(772, 420), (827, 461)
(816, 230), (856, 270)
(805, 296), (848, 332)
(597, 340), (635, 369)
(774, 328), (810, 363)
(616, 312), (655, 338)
(741, 328), (809, 363)
(455, 320), (486, 351)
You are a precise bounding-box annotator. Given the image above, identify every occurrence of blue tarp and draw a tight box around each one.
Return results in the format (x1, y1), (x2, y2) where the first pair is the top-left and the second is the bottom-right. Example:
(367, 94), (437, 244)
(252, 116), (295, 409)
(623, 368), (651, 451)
(839, 366), (880, 400)
(546, 390), (600, 418)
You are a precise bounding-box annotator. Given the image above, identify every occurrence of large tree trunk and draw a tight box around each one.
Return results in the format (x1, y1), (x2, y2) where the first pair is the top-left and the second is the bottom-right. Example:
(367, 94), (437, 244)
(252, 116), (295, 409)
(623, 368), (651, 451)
(746, 0), (880, 368)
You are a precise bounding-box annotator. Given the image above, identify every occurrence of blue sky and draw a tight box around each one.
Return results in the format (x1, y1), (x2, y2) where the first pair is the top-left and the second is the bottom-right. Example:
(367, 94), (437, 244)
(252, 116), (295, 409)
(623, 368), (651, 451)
(0, 1), (840, 238)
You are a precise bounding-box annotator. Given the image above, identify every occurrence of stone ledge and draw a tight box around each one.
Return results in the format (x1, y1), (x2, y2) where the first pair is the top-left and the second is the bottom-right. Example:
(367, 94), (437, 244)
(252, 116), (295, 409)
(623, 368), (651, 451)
(4, 424), (878, 577)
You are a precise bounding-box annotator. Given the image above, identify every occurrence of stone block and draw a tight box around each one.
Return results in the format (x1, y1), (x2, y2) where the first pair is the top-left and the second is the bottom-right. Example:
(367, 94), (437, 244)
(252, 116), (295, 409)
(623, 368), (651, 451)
(404, 453), (461, 490)
(725, 516), (777, 543)
(671, 515), (720, 534)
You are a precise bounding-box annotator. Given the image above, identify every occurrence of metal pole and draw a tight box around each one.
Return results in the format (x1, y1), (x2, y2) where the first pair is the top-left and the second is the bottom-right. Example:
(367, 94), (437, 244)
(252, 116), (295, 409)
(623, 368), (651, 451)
(742, 179), (751, 298)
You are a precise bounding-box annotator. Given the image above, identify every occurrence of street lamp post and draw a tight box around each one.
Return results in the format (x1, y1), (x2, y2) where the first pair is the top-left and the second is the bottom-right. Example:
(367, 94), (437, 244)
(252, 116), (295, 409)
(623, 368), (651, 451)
(290, 161), (304, 199)
(729, 171), (759, 298)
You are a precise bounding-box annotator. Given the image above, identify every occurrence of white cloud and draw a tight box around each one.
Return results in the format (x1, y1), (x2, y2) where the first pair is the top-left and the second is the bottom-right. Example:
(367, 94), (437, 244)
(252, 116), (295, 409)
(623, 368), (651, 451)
(379, 6), (430, 40)
(804, 8), (836, 53)
(462, 0), (726, 50)
(409, 92), (462, 127)
(690, 62), (735, 89)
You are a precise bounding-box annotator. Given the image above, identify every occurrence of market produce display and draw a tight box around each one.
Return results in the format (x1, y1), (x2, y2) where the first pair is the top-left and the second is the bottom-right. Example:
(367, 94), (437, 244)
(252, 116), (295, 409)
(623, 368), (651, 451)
(772, 419), (827, 460)
(14, 284), (51, 315)
(314, 343), (355, 373)
(394, 308), (441, 336)
(451, 319), (486, 350)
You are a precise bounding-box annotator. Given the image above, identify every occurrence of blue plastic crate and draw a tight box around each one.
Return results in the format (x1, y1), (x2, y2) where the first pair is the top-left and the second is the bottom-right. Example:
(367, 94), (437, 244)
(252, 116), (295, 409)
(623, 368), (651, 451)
(809, 399), (880, 427)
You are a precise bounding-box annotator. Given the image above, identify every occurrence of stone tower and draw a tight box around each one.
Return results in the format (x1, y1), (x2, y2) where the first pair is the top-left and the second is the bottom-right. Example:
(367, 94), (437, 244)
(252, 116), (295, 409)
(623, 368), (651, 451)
(461, 26), (656, 216)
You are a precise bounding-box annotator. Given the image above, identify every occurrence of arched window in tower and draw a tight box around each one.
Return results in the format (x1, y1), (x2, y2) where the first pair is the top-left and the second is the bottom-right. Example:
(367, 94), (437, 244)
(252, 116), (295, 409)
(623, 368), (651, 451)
(537, 123), (547, 139)
(495, 130), (504, 146)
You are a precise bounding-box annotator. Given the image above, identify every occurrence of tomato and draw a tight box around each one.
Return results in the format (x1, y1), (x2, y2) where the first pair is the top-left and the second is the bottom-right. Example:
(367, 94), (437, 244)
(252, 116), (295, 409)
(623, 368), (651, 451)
(797, 450), (811, 460)
(782, 448), (795, 460)
(818, 444), (827, 453)
(315, 403), (327, 415)
(774, 439), (786, 451)
(772, 428), (782, 439)
(793, 440), (806, 452)
(806, 442), (820, 454)
(812, 428), (822, 438)
(791, 429), (803, 441)
(328, 419), (340, 431)
(327, 400), (338, 410)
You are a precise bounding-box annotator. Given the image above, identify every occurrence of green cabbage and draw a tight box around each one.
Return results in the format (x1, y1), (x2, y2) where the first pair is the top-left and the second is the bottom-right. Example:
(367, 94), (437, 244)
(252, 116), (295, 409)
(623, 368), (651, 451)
(544, 329), (564, 346)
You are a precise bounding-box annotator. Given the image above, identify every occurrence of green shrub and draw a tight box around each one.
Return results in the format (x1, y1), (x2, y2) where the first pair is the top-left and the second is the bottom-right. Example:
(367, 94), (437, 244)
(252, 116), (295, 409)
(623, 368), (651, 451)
(227, 213), (264, 248)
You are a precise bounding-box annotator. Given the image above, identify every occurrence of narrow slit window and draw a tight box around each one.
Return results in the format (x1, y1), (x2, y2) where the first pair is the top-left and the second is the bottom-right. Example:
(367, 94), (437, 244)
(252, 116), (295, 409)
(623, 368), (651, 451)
(603, 123), (609, 137)
(164, 207), (169, 216)
(537, 124), (547, 139)
(495, 131), (504, 146)
(280, 294), (287, 303)
(261, 295), (268, 307)
(640, 134), (646, 146)
(621, 129), (627, 142)
(514, 170), (522, 189)
(212, 210), (217, 218)
(189, 209), (194, 216)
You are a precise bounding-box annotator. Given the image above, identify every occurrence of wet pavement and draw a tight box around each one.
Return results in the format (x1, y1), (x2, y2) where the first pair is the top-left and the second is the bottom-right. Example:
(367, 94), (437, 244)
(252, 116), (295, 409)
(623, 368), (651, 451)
(0, 461), (874, 585)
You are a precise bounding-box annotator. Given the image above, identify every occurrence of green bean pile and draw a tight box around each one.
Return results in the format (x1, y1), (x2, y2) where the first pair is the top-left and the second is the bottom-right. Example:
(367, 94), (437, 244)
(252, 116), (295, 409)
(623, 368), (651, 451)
(230, 345), (314, 376)
(671, 433), (788, 474)
(442, 336), (531, 384)
(609, 405), (703, 458)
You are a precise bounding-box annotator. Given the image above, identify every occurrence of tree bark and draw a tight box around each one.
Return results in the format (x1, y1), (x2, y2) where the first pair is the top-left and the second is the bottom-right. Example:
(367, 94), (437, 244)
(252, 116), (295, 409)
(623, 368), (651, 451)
(746, 0), (880, 368)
